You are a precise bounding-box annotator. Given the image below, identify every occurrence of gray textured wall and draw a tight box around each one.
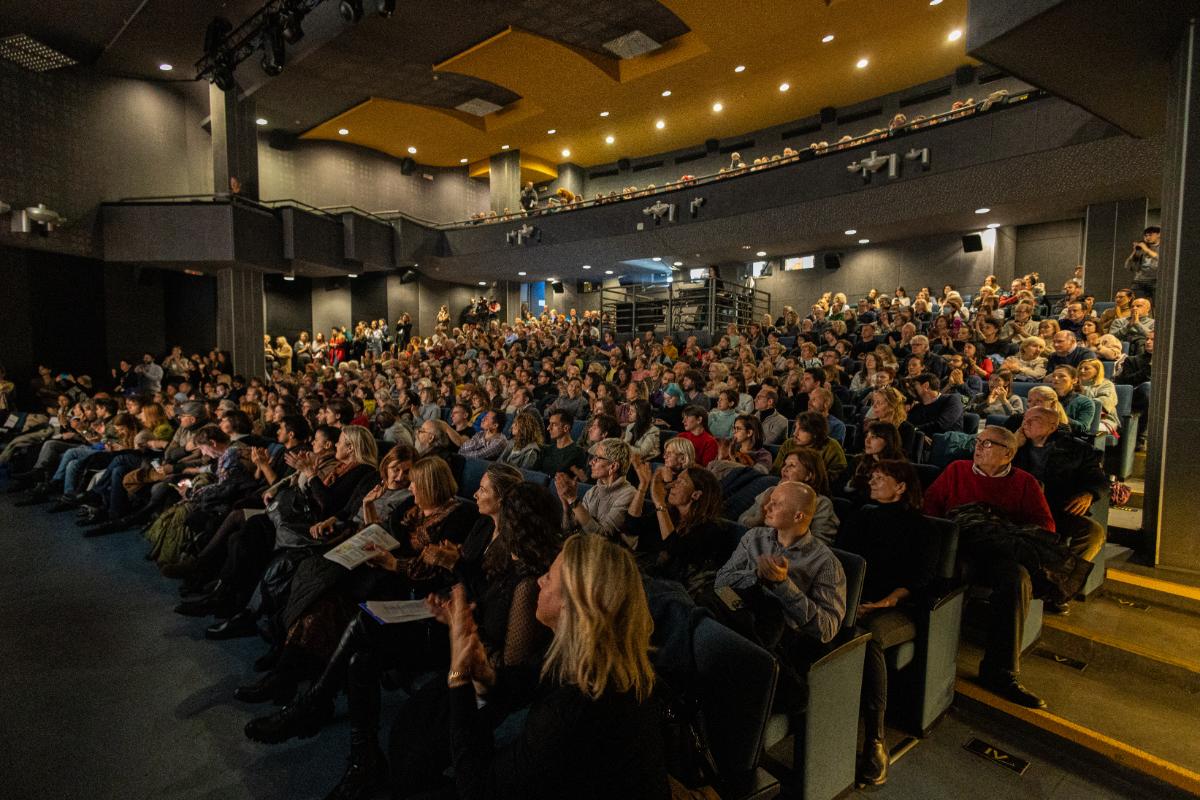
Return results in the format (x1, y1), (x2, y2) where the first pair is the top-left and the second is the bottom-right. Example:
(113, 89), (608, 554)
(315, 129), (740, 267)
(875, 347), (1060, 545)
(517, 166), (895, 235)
(311, 279), (352, 338)
(1014, 218), (1084, 290)
(752, 230), (999, 313)
(258, 140), (489, 223)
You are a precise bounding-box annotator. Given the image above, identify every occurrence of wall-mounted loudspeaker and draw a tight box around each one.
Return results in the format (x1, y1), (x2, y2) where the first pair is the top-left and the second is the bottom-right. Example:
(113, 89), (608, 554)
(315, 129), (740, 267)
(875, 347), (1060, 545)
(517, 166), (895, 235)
(550, 280), (565, 294)
(824, 253), (842, 270)
(400, 158), (416, 175)
(617, 158), (631, 172)
(397, 268), (419, 284)
(962, 234), (983, 253)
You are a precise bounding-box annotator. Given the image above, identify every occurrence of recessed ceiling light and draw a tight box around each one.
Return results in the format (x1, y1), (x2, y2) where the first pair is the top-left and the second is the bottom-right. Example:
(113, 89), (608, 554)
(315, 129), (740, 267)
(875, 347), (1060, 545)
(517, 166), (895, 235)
(478, 281), (487, 286)
(459, 157), (468, 163)
(948, 29), (963, 42)
(655, 119), (665, 129)
(283, 275), (295, 281)
(158, 63), (173, 71)
(661, 90), (672, 97)
(652, 257), (662, 261)
(407, 146), (417, 154)
(604, 269), (614, 275)
(501, 144), (510, 150)
(547, 129), (556, 134)
(778, 82), (790, 92)
(561, 148), (571, 158)
(673, 261), (683, 267)
(256, 118), (269, 126)
(518, 271), (527, 276)
(338, 128), (349, 135)
(712, 102), (723, 112)
(599, 110), (610, 117)
(858, 238), (870, 244)
(986, 223), (1001, 229)
(347, 273), (358, 278)
(975, 207), (990, 214)
(604, 135), (615, 144)
(741, 245), (752, 249)
(734, 65), (746, 73)
(821, 34), (835, 43)
(581, 265), (591, 269)
(844, 229), (857, 235)
(856, 58), (870, 69)
(930, 0), (943, 5)
(756, 250), (767, 257)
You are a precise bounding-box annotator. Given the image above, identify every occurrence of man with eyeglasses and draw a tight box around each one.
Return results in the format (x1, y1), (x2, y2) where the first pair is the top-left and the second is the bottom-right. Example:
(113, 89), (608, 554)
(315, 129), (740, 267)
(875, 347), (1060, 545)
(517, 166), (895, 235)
(924, 425), (1056, 709)
(554, 437), (637, 540)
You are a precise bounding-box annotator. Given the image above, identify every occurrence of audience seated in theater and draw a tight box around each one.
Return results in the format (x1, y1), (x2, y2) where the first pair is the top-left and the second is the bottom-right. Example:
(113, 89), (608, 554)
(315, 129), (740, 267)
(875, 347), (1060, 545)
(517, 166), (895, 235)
(1046, 330), (1095, 371)
(742, 448), (840, 544)
(841, 421), (908, 504)
(708, 413), (772, 479)
(838, 459), (936, 786)
(773, 411), (848, 483)
(715, 481), (847, 712)
(677, 405), (718, 467)
(1046, 366), (1097, 436)
(499, 411), (544, 469)
(906, 373), (966, 438)
(556, 437), (636, 539)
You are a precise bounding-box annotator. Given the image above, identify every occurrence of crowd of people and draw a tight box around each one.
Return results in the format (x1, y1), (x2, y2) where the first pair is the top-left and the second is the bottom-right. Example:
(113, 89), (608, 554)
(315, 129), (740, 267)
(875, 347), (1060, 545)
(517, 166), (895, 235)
(466, 89), (1024, 225)
(0, 267), (1155, 796)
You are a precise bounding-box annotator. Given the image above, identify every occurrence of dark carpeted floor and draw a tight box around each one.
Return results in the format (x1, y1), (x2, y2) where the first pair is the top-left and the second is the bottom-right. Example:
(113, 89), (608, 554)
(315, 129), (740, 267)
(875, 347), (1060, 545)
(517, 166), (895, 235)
(0, 495), (358, 800)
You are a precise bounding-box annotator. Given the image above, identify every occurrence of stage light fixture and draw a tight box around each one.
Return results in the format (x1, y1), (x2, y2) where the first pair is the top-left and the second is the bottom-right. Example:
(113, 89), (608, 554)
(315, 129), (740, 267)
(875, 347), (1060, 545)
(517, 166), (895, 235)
(339, 0), (364, 23)
(260, 15), (286, 76)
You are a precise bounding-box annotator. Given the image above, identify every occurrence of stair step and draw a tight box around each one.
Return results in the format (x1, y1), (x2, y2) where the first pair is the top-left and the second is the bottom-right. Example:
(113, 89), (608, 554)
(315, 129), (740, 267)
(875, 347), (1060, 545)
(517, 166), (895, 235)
(1104, 564), (1200, 617)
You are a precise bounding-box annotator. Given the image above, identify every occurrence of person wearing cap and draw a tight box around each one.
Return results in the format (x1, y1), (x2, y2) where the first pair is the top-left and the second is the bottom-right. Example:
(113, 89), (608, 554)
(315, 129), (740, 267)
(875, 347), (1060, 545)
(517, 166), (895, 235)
(1124, 225), (1160, 301)
(554, 437), (637, 540)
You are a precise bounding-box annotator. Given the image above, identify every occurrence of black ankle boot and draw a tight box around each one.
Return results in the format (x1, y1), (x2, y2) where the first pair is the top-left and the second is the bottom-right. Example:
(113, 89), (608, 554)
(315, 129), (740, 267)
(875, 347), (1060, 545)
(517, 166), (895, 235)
(243, 687), (334, 744)
(858, 738), (888, 786)
(323, 649), (387, 800)
(322, 742), (388, 800)
(234, 667), (298, 705)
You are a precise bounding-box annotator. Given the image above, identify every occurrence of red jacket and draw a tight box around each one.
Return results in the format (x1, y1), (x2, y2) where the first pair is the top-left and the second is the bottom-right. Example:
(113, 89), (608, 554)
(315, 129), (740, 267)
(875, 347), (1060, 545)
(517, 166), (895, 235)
(678, 430), (718, 467)
(923, 459), (1056, 533)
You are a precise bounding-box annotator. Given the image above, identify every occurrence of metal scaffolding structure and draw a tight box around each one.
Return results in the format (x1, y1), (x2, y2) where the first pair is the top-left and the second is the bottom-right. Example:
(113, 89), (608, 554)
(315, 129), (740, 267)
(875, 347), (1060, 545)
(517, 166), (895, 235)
(600, 277), (771, 337)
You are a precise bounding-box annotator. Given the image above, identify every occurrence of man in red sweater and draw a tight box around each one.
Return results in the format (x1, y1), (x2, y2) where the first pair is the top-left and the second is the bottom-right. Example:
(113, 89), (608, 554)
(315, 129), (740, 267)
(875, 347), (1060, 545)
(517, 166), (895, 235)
(678, 405), (718, 467)
(924, 425), (1053, 709)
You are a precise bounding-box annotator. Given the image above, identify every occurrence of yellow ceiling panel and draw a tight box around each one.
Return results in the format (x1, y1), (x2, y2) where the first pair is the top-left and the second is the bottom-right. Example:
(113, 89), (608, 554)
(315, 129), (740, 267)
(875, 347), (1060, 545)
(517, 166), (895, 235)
(305, 0), (974, 170)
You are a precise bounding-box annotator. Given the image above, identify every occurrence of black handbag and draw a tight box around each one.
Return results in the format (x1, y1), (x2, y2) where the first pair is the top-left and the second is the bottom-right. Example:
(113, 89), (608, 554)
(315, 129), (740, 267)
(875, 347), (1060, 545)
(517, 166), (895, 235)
(267, 482), (319, 548)
(657, 680), (720, 790)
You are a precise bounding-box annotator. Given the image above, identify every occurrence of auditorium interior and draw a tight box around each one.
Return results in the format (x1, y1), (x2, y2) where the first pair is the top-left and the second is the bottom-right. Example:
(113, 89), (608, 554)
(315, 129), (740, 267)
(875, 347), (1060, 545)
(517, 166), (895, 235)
(1, 1), (1199, 798)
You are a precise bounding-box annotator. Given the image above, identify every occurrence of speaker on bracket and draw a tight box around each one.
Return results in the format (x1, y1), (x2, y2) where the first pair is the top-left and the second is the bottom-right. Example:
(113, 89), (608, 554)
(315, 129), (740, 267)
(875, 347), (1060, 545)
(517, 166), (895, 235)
(550, 280), (564, 294)
(962, 234), (984, 253)
(824, 252), (842, 270)
(397, 268), (419, 284)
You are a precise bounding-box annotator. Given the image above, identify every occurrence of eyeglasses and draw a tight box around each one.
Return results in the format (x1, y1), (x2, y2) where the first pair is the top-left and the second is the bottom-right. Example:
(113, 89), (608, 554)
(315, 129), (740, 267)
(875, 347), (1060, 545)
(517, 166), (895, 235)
(975, 439), (1010, 451)
(588, 454), (611, 463)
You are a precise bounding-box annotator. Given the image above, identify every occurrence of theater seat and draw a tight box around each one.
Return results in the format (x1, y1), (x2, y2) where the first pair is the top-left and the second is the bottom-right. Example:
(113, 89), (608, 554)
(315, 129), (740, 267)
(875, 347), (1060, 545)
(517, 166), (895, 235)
(762, 548), (870, 800)
(723, 475), (779, 522)
(570, 419), (586, 442)
(961, 412), (980, 434)
(1011, 381), (1036, 400)
(1104, 383), (1140, 480)
(518, 468), (550, 488)
(458, 457), (488, 498)
(692, 617), (781, 799)
(886, 516), (966, 736)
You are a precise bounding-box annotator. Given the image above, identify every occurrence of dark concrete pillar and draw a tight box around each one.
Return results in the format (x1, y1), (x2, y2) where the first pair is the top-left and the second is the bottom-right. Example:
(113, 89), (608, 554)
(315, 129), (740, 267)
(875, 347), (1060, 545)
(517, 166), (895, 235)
(1083, 198), (1149, 300)
(488, 150), (521, 215)
(1144, 19), (1200, 571)
(557, 163), (586, 199)
(216, 268), (265, 377)
(210, 84), (260, 200)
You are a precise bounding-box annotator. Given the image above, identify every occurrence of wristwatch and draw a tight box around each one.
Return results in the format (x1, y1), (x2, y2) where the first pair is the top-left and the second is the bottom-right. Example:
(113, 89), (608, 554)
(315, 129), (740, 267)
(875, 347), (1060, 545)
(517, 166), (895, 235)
(655, 503), (669, 513)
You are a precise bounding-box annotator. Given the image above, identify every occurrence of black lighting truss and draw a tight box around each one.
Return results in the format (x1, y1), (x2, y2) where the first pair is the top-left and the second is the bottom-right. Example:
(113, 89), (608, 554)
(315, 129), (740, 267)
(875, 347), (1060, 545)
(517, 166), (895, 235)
(194, 0), (328, 86)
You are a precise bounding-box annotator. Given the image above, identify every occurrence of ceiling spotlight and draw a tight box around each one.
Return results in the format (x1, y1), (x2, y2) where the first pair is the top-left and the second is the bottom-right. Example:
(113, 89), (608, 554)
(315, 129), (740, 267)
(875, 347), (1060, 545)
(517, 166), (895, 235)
(283, 275), (295, 281)
(582, 265), (591, 269)
(756, 250), (767, 257)
(518, 271), (527, 276)
(604, 269), (614, 275)
(930, 0), (943, 5)
(478, 281), (487, 286)
(986, 223), (1001, 229)
(661, 90), (672, 97)
(734, 65), (746, 73)
(712, 102), (723, 112)
(158, 63), (173, 71)
(822, 34), (835, 43)
(339, 0), (364, 23)
(948, 29), (963, 42)
(459, 157), (468, 163)
(856, 58), (870, 69)
(561, 148), (571, 158)
(407, 146), (417, 154)
(347, 273), (358, 278)
(778, 82), (790, 92)
(673, 261), (683, 267)
(605, 135), (615, 144)
(338, 128), (349, 135)
(844, 229), (857, 235)
(652, 257), (662, 261)
(501, 144), (510, 150)
(547, 129), (556, 134)
(975, 207), (990, 214)
(256, 117), (268, 126)
(599, 110), (609, 117)
(655, 119), (665, 129)
(858, 238), (870, 244)
(741, 245), (751, 249)
(260, 15), (287, 76)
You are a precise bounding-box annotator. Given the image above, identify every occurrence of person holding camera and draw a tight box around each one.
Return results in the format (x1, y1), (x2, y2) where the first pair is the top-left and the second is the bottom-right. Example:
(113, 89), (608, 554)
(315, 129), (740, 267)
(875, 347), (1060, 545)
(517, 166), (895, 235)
(1124, 225), (1160, 301)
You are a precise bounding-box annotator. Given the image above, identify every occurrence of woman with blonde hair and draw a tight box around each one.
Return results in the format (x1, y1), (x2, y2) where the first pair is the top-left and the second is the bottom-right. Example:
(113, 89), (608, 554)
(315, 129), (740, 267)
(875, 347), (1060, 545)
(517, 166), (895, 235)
(866, 386), (916, 454)
(423, 534), (667, 799)
(1078, 358), (1120, 437)
(1015, 385), (1070, 430)
(1005, 336), (1048, 382)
